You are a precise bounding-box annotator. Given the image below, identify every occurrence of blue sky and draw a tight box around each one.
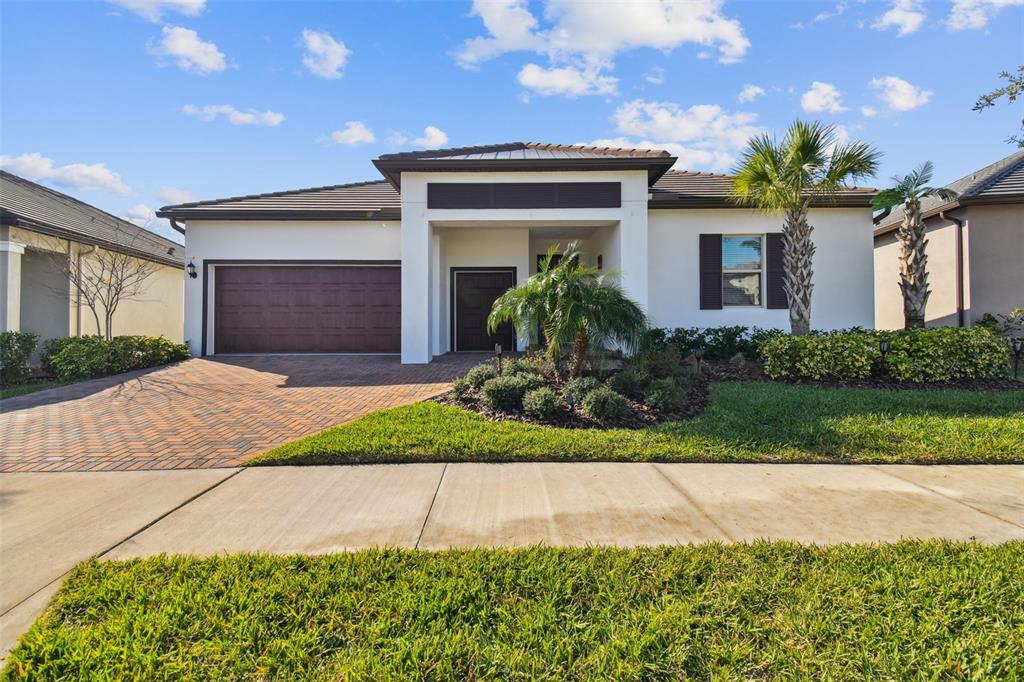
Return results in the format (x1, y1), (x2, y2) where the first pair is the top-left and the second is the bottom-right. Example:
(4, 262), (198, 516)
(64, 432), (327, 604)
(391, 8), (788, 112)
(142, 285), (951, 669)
(2, 0), (1022, 243)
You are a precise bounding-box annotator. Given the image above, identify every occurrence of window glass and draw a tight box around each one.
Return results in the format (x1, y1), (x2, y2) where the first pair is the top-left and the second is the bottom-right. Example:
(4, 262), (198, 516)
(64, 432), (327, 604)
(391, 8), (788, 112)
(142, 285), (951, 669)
(722, 235), (762, 306)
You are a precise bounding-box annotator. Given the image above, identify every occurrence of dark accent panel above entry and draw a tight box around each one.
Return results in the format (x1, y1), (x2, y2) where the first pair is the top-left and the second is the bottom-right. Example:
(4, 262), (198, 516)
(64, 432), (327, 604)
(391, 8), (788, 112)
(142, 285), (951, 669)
(427, 182), (621, 209)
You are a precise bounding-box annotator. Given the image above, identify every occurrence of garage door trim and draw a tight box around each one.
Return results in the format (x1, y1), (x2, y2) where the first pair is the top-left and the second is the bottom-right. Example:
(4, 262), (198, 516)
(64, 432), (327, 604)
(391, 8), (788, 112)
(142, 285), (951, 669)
(201, 259), (400, 356)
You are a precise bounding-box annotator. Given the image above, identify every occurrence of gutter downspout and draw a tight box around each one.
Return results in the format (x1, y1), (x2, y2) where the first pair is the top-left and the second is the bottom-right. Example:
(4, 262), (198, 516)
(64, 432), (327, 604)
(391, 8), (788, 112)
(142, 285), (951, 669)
(75, 242), (96, 336)
(939, 210), (965, 327)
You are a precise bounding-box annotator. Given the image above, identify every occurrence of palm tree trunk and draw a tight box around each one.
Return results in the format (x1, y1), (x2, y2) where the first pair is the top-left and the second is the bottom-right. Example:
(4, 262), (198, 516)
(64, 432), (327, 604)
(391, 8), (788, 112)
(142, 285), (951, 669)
(897, 199), (929, 329)
(568, 329), (589, 378)
(782, 206), (815, 336)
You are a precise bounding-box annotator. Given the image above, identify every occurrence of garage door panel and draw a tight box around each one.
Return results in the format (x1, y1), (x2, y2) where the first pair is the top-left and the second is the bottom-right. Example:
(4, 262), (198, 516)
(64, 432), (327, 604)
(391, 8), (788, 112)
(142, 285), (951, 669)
(215, 265), (400, 353)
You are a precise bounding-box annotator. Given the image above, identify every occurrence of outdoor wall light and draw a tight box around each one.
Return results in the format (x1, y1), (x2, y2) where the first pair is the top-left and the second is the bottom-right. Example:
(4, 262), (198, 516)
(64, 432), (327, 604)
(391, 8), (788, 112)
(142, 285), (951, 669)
(1012, 337), (1024, 380)
(186, 260), (197, 279)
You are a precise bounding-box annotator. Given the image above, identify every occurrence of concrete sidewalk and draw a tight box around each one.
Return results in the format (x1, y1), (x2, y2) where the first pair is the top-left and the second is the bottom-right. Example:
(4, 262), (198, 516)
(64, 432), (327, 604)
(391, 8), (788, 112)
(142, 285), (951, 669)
(3, 463), (1023, 657)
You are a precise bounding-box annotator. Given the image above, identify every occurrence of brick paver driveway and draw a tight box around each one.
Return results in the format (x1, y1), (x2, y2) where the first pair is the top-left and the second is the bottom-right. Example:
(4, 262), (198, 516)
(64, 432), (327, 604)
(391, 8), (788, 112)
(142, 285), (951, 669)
(1, 354), (480, 472)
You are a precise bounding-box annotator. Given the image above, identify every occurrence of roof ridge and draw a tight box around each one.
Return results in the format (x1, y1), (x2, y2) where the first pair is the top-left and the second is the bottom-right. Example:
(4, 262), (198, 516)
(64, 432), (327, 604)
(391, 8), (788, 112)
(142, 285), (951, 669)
(526, 141), (673, 158)
(377, 142), (527, 161)
(160, 178), (393, 210)
(0, 170), (182, 251)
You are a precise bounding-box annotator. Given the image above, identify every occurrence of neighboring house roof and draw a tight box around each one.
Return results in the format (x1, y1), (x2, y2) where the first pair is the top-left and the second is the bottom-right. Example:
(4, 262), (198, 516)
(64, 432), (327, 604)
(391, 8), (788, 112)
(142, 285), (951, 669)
(874, 151), (1024, 236)
(650, 170), (876, 209)
(0, 171), (184, 267)
(372, 141), (677, 187)
(155, 179), (401, 226)
(157, 143), (876, 227)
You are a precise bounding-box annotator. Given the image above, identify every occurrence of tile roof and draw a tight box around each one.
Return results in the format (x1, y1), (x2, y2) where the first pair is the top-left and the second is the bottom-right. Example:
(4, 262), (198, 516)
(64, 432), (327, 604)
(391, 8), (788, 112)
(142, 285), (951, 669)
(156, 179), (400, 221)
(650, 170), (876, 208)
(0, 171), (184, 267)
(376, 141), (674, 161)
(876, 151), (1024, 232)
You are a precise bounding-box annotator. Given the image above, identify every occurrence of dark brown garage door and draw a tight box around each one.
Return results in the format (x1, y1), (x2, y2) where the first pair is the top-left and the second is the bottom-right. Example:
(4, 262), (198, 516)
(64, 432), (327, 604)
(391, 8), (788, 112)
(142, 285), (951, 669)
(214, 265), (400, 353)
(453, 269), (515, 352)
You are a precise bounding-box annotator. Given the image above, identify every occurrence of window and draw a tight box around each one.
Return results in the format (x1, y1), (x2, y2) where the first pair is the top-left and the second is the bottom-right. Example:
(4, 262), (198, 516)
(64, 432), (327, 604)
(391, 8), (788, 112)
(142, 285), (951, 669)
(721, 235), (762, 306)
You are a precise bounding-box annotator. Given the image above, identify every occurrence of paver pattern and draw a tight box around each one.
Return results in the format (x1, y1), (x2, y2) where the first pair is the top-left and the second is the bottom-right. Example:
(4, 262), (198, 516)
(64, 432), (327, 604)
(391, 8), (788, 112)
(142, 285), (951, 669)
(0, 354), (479, 472)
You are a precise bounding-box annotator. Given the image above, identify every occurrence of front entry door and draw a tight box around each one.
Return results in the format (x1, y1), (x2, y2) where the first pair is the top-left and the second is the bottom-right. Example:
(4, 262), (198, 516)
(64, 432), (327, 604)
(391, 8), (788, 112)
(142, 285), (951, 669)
(453, 269), (515, 351)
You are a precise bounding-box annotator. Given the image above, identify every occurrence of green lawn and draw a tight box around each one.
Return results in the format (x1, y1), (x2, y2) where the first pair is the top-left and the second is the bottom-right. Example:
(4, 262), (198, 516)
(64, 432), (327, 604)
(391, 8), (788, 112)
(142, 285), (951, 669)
(6, 543), (1022, 680)
(0, 380), (67, 400)
(252, 381), (1024, 466)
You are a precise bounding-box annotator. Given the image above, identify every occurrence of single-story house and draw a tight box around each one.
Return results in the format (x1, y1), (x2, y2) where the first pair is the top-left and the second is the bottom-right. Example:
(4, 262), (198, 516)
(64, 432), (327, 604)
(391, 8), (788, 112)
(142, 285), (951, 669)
(158, 142), (877, 364)
(873, 151), (1024, 329)
(0, 171), (185, 345)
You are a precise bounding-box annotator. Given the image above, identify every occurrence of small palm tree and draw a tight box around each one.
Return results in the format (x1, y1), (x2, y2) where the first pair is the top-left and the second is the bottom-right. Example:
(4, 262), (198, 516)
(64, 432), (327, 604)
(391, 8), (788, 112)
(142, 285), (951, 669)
(872, 161), (958, 329)
(731, 120), (881, 335)
(488, 242), (647, 377)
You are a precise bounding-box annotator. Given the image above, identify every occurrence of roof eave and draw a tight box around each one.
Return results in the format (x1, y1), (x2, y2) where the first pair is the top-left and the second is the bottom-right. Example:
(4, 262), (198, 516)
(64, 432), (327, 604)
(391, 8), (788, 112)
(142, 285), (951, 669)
(155, 208), (402, 222)
(873, 192), (1024, 237)
(372, 157), (677, 189)
(648, 195), (877, 210)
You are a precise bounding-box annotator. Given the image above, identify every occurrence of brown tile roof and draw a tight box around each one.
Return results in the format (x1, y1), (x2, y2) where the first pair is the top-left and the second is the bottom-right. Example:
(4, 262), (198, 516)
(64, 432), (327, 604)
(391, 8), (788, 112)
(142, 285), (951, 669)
(0, 171), (184, 267)
(156, 179), (401, 222)
(650, 170), (876, 208)
(875, 151), (1024, 233)
(376, 141), (674, 161)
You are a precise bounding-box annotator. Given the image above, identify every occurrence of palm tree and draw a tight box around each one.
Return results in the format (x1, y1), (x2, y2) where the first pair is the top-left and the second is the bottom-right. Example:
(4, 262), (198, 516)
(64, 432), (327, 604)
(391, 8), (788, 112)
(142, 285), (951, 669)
(730, 120), (881, 335)
(487, 242), (647, 377)
(872, 161), (958, 328)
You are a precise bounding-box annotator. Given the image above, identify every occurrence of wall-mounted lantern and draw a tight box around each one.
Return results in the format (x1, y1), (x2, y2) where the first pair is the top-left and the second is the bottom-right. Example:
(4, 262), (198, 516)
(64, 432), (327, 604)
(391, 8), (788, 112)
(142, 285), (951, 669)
(186, 260), (197, 279)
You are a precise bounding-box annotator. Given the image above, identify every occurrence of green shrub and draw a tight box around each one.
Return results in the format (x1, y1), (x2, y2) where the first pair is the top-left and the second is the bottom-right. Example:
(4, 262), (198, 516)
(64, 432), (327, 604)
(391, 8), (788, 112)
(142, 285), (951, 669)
(522, 387), (564, 420)
(581, 386), (628, 420)
(40, 336), (77, 376)
(607, 369), (649, 400)
(45, 335), (190, 382)
(644, 326), (785, 362)
(761, 333), (873, 381)
(640, 345), (682, 378)
(451, 378), (470, 400)
(563, 376), (601, 404)
(465, 363), (498, 388)
(0, 331), (39, 385)
(500, 357), (537, 376)
(480, 374), (542, 412)
(879, 327), (1010, 382)
(643, 378), (682, 412)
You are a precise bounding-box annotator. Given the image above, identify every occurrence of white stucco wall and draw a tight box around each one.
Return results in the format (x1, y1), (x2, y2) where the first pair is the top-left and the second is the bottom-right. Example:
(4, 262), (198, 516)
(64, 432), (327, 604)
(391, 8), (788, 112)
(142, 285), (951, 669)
(965, 204), (1023, 322)
(183, 219), (400, 355)
(648, 208), (875, 331)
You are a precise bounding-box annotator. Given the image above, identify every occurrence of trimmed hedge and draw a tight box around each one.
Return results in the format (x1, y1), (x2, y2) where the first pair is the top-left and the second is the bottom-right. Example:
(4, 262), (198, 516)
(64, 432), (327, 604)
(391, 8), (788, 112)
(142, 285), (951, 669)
(43, 335), (190, 382)
(761, 327), (1011, 382)
(465, 363), (498, 388)
(522, 387), (564, 420)
(481, 374), (542, 411)
(0, 330), (39, 385)
(581, 386), (628, 420)
(644, 326), (786, 361)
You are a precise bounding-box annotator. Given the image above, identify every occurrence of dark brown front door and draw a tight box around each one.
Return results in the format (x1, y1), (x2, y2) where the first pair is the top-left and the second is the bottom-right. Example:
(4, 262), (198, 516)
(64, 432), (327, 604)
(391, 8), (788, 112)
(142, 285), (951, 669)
(453, 269), (515, 352)
(214, 265), (400, 353)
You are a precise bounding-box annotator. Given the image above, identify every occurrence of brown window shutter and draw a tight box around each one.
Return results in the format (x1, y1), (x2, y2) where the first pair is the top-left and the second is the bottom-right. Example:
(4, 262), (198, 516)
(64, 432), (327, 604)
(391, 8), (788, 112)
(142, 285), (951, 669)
(699, 234), (722, 310)
(766, 232), (788, 309)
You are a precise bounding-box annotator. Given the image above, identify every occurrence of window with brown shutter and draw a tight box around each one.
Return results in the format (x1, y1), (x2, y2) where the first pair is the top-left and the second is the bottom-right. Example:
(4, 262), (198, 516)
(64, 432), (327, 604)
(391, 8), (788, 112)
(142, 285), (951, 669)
(699, 234), (723, 310)
(765, 232), (788, 309)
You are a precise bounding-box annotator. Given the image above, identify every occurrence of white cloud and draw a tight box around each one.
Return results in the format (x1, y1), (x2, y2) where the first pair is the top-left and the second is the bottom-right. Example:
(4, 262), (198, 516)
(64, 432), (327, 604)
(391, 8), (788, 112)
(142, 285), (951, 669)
(158, 186), (193, 204)
(300, 28), (349, 79)
(149, 26), (226, 74)
(870, 76), (932, 112)
(792, 1), (847, 28)
(596, 98), (762, 171)
(860, 105), (878, 118)
(873, 0), (926, 36)
(0, 152), (132, 195)
(122, 203), (181, 242)
(737, 84), (765, 102)
(326, 121), (376, 146)
(455, 0), (749, 97)
(108, 0), (204, 22)
(947, 0), (1024, 29)
(644, 66), (666, 85)
(413, 126), (449, 148)
(517, 63), (618, 97)
(800, 81), (846, 113)
(182, 104), (285, 126)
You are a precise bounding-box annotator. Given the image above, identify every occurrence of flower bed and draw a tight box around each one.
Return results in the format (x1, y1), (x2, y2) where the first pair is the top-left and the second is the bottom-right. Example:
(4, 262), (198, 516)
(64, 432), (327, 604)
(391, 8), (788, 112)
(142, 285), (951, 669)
(437, 355), (707, 429)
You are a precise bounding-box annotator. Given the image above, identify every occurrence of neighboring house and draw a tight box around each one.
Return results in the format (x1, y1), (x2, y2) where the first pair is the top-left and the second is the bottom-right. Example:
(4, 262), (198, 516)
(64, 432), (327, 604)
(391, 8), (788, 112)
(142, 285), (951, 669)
(158, 142), (876, 364)
(0, 171), (185, 346)
(873, 152), (1024, 329)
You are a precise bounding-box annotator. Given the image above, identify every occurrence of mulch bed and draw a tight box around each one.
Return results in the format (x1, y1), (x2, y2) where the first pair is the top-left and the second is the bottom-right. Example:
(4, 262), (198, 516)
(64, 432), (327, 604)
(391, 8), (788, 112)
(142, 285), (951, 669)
(433, 379), (710, 430)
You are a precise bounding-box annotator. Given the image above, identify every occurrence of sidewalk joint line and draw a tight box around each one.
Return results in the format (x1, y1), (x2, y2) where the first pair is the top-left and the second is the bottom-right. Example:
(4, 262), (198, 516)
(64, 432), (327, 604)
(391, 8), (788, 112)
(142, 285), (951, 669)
(415, 463), (448, 549)
(651, 464), (735, 542)
(872, 466), (1024, 531)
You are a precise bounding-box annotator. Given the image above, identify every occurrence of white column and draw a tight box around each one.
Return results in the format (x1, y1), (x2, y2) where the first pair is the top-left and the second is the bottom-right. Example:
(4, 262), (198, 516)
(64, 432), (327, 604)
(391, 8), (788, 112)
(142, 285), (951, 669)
(618, 172), (650, 316)
(430, 229), (442, 357)
(0, 240), (25, 333)
(400, 177), (432, 364)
